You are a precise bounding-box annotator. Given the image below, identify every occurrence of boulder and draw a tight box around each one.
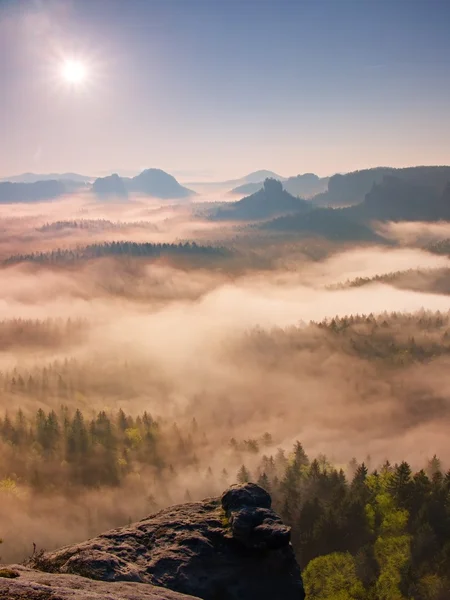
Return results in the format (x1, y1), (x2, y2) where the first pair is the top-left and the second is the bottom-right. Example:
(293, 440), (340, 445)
(221, 481), (272, 512)
(27, 483), (305, 600)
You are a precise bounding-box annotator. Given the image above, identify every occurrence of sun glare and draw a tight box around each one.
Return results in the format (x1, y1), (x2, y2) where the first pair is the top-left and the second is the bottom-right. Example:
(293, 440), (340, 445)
(61, 60), (87, 84)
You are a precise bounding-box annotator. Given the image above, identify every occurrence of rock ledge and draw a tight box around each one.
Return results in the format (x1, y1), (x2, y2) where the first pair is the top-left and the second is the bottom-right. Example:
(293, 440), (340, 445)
(3, 483), (304, 600)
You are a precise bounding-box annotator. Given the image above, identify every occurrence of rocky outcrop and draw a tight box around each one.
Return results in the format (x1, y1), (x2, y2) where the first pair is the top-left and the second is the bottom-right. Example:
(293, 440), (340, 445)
(92, 173), (128, 198)
(221, 483), (291, 550)
(212, 178), (312, 221)
(24, 483), (304, 600)
(0, 565), (199, 599)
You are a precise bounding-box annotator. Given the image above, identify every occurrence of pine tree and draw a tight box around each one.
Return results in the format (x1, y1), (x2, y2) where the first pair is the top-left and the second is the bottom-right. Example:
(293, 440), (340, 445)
(352, 463), (368, 486)
(257, 471), (270, 492)
(237, 465), (250, 484)
(292, 441), (309, 469)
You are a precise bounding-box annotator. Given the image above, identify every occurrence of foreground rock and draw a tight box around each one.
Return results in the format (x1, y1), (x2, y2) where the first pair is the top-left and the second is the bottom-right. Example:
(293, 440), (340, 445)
(0, 565), (199, 599)
(27, 483), (304, 600)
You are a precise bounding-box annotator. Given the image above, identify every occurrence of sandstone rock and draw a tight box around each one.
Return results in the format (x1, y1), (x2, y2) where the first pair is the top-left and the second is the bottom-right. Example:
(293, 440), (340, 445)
(221, 483), (291, 551)
(27, 483), (304, 600)
(221, 482), (272, 512)
(0, 565), (199, 599)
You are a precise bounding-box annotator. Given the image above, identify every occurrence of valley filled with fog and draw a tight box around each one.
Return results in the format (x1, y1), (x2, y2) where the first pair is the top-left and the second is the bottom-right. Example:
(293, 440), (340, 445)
(0, 167), (450, 576)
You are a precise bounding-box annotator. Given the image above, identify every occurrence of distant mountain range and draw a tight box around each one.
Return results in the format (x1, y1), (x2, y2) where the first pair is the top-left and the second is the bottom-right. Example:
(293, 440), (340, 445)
(1, 167), (450, 230)
(343, 175), (450, 222)
(313, 166), (450, 207)
(230, 173), (329, 198)
(1, 172), (92, 184)
(93, 169), (194, 199)
(185, 170), (285, 192)
(0, 169), (195, 202)
(206, 167), (450, 242)
(207, 178), (379, 242)
(0, 180), (67, 203)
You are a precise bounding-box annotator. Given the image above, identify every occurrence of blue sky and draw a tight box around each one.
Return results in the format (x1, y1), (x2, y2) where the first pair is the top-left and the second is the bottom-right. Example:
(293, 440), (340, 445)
(1, 0), (449, 179)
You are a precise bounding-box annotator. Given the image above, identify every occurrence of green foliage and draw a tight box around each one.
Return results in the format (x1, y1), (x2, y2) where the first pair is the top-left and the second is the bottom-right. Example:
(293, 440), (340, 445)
(1, 406), (450, 598)
(303, 552), (365, 599)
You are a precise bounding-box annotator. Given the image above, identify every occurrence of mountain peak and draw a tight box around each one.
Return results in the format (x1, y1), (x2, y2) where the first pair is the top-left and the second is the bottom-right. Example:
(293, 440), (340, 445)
(243, 170), (284, 183)
(212, 179), (311, 221)
(92, 173), (128, 197)
(129, 169), (194, 198)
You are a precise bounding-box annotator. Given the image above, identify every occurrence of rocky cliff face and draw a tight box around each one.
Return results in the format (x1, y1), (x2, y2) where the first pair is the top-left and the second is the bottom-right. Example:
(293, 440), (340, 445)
(1, 483), (304, 600)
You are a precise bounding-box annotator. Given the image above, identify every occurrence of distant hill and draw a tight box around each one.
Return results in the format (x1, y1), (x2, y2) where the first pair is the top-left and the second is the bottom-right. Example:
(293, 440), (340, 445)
(92, 173), (128, 198)
(1, 172), (92, 184)
(313, 165), (450, 207)
(261, 206), (382, 242)
(283, 173), (329, 198)
(91, 169), (194, 199)
(0, 180), (66, 203)
(230, 173), (328, 198)
(185, 170), (284, 192)
(127, 168), (194, 198)
(241, 170), (285, 184)
(228, 182), (264, 196)
(211, 178), (311, 221)
(344, 175), (450, 222)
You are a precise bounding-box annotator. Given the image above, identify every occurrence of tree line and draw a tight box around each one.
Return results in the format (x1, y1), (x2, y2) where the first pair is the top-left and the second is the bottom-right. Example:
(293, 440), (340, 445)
(37, 219), (158, 232)
(240, 443), (450, 600)
(3, 241), (230, 265)
(0, 407), (449, 599)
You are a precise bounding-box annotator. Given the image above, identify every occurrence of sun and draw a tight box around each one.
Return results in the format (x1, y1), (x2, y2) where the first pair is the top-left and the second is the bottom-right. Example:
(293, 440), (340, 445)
(61, 60), (87, 84)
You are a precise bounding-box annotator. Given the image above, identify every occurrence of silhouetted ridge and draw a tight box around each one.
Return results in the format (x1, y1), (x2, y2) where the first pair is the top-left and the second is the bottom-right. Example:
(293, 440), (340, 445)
(0, 180), (66, 203)
(241, 169), (284, 183)
(92, 173), (128, 198)
(261, 207), (382, 241)
(1, 172), (91, 184)
(313, 165), (450, 207)
(344, 175), (450, 222)
(127, 168), (194, 198)
(91, 169), (194, 199)
(213, 178), (311, 220)
(230, 173), (328, 198)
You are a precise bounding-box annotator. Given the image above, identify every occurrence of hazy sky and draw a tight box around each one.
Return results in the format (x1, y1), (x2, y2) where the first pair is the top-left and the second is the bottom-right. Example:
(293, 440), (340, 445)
(1, 0), (450, 180)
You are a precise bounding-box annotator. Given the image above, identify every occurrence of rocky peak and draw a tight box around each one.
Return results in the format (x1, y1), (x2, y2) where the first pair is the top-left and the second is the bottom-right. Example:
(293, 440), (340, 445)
(262, 177), (283, 195)
(1, 483), (304, 600)
(221, 482), (291, 550)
